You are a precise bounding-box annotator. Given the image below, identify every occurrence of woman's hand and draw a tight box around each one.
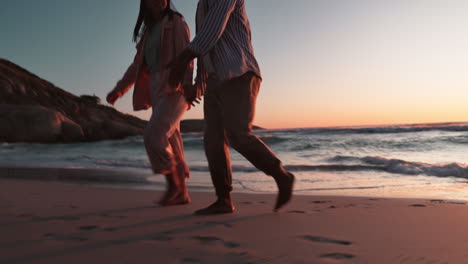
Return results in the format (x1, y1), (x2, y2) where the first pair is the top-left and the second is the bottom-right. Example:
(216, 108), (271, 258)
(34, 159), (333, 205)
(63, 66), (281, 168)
(168, 49), (196, 88)
(106, 91), (120, 105)
(183, 84), (200, 107)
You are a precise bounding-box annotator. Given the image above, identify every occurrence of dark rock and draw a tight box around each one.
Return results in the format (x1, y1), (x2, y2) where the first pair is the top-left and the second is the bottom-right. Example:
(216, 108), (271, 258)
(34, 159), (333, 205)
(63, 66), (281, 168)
(0, 59), (146, 142)
(0, 104), (84, 142)
(0, 59), (265, 142)
(80, 94), (101, 104)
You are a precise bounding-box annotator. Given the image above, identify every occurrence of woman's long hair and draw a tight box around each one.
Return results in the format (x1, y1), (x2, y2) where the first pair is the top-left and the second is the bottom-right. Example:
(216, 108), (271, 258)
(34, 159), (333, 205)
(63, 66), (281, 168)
(133, 0), (177, 42)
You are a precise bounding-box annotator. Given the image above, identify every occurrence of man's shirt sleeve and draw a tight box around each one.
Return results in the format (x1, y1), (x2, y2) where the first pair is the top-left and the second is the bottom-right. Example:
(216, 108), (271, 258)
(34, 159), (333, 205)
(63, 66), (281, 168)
(187, 0), (237, 56)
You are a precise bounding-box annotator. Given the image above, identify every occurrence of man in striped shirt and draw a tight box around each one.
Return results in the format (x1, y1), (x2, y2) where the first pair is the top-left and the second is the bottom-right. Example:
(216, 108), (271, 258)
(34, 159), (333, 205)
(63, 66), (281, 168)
(170, 0), (294, 215)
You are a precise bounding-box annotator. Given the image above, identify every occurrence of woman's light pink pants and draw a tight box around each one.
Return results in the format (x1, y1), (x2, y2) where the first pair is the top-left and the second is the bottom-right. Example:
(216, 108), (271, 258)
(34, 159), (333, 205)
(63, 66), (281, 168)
(144, 73), (189, 183)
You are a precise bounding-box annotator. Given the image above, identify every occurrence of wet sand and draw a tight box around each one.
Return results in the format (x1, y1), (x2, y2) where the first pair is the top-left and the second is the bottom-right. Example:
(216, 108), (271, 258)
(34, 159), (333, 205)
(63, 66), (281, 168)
(1, 178), (468, 264)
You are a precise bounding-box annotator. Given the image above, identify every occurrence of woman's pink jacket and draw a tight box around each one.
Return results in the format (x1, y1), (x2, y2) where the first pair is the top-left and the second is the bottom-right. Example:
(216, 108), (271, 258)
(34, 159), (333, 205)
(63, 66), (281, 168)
(111, 15), (193, 111)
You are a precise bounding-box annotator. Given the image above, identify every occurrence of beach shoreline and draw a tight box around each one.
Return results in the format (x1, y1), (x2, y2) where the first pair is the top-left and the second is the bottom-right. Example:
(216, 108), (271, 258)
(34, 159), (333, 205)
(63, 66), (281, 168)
(1, 166), (468, 202)
(2, 176), (468, 263)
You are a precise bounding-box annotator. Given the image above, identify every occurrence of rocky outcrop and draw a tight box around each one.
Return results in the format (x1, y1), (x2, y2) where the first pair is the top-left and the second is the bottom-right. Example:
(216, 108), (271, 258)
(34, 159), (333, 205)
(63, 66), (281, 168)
(0, 59), (146, 143)
(0, 104), (84, 142)
(0, 59), (265, 143)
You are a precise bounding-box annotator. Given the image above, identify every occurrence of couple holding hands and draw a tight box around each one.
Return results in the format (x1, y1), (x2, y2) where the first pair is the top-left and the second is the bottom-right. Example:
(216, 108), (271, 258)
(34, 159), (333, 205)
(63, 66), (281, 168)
(106, 0), (294, 215)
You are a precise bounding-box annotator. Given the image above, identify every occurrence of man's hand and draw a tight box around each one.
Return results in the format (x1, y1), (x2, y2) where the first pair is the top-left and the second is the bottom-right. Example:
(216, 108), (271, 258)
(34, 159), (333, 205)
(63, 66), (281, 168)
(106, 91), (119, 105)
(183, 84), (200, 107)
(168, 49), (196, 88)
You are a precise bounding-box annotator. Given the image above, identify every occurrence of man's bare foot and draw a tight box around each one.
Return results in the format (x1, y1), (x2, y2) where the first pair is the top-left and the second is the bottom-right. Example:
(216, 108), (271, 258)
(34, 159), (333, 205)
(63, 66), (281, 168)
(194, 198), (235, 215)
(274, 172), (295, 212)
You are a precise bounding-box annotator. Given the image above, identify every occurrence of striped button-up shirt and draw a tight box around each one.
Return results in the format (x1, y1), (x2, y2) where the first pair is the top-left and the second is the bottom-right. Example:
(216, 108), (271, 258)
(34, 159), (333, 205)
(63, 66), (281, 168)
(188, 0), (261, 88)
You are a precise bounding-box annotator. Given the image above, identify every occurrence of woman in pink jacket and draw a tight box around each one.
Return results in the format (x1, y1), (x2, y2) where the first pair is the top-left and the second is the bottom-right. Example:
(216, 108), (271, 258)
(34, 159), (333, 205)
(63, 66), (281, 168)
(106, 0), (199, 206)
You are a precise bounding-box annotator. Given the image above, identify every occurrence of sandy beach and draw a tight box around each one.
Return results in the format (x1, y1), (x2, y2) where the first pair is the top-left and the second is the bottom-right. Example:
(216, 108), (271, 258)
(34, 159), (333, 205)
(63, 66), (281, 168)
(1, 175), (468, 264)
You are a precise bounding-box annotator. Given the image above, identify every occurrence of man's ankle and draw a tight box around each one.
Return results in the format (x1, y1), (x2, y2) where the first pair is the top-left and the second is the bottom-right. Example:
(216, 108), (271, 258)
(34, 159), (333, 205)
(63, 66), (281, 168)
(271, 167), (289, 180)
(217, 194), (232, 204)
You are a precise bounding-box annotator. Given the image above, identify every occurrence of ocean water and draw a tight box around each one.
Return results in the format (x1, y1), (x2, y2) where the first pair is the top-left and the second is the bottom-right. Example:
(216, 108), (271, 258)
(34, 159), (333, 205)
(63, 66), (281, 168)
(1, 122), (468, 200)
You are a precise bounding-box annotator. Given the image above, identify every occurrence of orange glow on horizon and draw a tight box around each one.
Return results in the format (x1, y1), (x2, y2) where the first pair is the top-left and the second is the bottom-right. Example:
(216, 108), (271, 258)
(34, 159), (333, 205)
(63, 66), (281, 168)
(127, 103), (467, 130)
(255, 105), (468, 129)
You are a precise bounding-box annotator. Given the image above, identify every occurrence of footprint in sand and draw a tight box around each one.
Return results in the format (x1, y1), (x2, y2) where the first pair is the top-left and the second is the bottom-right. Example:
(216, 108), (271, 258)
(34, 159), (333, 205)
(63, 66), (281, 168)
(99, 213), (128, 219)
(181, 257), (201, 264)
(57, 216), (81, 221)
(430, 200), (466, 205)
(393, 254), (444, 263)
(224, 241), (241, 248)
(302, 235), (352, 245)
(287, 210), (307, 214)
(311, 200), (331, 204)
(205, 221), (233, 228)
(150, 235), (174, 241)
(16, 213), (34, 218)
(192, 236), (221, 244)
(192, 236), (240, 248)
(44, 233), (89, 242)
(448, 202), (466, 205)
(79, 225), (99, 231)
(67, 236), (89, 242)
(320, 253), (355, 260)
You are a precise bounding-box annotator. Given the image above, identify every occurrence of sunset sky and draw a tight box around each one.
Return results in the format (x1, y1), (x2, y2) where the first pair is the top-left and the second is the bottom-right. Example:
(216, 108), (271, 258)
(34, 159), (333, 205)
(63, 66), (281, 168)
(1, 0), (467, 129)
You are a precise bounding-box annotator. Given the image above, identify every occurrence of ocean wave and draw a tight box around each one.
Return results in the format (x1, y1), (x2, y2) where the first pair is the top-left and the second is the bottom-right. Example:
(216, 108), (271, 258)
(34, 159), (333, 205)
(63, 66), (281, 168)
(182, 138), (204, 148)
(258, 135), (289, 145)
(47, 154), (468, 179)
(361, 156), (468, 177)
(81, 156), (151, 169)
(290, 143), (322, 151)
(189, 165), (259, 172)
(183, 134), (290, 149)
(188, 164), (385, 173)
(334, 139), (424, 150)
(182, 134), (290, 148)
(287, 122), (468, 135)
(183, 161), (468, 178)
(329, 155), (468, 178)
(441, 135), (468, 145)
(327, 155), (363, 163)
(101, 136), (144, 148)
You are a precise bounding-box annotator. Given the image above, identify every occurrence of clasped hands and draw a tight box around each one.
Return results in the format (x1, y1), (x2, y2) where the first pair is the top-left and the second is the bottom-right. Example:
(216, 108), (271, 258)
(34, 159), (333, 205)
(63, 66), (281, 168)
(168, 49), (199, 107)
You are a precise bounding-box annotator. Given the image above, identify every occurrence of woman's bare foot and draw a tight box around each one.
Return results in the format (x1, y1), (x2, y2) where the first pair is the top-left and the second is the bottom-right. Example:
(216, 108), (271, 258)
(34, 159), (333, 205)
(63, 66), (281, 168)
(159, 190), (191, 206)
(157, 187), (177, 205)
